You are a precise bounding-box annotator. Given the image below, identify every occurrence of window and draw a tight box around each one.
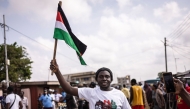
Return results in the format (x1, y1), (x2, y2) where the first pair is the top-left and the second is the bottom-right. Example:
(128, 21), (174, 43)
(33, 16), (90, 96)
(83, 77), (90, 81)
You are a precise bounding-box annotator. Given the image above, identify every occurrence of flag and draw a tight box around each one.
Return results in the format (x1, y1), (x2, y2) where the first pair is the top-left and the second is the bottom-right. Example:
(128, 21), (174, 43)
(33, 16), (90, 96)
(53, 4), (87, 65)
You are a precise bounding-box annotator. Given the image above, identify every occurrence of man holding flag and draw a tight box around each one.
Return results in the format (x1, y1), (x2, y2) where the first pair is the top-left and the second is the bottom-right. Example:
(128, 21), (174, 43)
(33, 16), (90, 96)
(50, 2), (131, 109)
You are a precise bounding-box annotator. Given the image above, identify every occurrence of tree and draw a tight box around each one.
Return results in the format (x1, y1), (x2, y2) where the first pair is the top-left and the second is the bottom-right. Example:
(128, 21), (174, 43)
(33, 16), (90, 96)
(0, 42), (33, 82)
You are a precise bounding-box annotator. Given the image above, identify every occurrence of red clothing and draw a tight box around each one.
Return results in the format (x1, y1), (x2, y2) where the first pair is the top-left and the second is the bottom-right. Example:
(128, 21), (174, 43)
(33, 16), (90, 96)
(186, 86), (190, 92)
(176, 86), (190, 109)
(132, 105), (144, 109)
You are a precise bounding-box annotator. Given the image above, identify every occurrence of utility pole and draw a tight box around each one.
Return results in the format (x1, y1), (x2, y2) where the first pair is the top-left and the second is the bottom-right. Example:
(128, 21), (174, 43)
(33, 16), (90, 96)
(3, 15), (9, 87)
(164, 37), (168, 73)
(175, 58), (179, 73)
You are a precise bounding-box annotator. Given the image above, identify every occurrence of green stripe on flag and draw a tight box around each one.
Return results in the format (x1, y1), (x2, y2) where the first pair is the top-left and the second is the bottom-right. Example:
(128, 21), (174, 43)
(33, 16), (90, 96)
(53, 28), (86, 65)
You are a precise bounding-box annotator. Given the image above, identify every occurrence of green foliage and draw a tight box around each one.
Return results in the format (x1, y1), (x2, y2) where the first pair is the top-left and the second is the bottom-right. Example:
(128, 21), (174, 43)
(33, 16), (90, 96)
(0, 42), (33, 82)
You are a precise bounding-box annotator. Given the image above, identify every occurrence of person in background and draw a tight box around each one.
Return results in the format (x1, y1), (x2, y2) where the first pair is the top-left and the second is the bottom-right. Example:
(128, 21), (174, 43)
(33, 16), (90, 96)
(130, 79), (144, 109)
(143, 83), (152, 108)
(38, 93), (43, 109)
(60, 89), (66, 103)
(39, 89), (53, 109)
(89, 82), (96, 88)
(151, 84), (162, 109)
(49, 89), (55, 109)
(176, 78), (190, 109)
(19, 91), (28, 109)
(1, 93), (7, 109)
(157, 73), (167, 108)
(65, 83), (78, 109)
(156, 82), (165, 109)
(121, 84), (130, 101)
(6, 86), (23, 109)
(54, 90), (62, 108)
(174, 78), (190, 107)
(138, 82), (142, 86)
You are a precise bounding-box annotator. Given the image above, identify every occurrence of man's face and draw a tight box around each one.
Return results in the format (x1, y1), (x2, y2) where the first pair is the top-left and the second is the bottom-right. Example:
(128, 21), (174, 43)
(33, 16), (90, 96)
(44, 90), (47, 94)
(97, 71), (112, 89)
(20, 92), (24, 97)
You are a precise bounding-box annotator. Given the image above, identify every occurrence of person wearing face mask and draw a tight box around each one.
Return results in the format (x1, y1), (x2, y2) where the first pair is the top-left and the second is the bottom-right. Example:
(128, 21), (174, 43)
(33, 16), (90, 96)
(39, 89), (53, 109)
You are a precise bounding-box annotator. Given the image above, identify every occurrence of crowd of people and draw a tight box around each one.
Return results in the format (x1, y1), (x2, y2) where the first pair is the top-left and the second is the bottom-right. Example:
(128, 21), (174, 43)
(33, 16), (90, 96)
(0, 87), (28, 109)
(0, 59), (190, 109)
(49, 59), (190, 109)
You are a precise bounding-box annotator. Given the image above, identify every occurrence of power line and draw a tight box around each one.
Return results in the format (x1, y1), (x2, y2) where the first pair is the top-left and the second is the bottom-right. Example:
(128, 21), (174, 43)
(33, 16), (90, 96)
(173, 47), (190, 55)
(167, 13), (190, 40)
(169, 46), (190, 59)
(170, 44), (190, 52)
(6, 25), (90, 66)
(170, 22), (190, 42)
(7, 25), (98, 70)
(169, 44), (190, 55)
(168, 42), (190, 47)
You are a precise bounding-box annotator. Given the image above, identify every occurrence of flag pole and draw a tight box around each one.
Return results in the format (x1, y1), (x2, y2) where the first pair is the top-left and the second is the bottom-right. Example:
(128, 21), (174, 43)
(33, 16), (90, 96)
(52, 1), (62, 75)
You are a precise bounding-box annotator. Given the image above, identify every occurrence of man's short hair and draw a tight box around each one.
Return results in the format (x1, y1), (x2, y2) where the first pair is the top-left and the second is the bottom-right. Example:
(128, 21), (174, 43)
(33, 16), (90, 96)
(123, 84), (126, 87)
(153, 84), (158, 89)
(131, 79), (137, 84)
(7, 86), (14, 92)
(89, 82), (96, 88)
(95, 67), (113, 81)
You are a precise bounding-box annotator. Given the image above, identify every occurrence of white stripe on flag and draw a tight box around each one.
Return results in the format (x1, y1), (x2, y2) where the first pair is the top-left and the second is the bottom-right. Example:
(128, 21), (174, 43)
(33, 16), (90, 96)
(55, 21), (68, 33)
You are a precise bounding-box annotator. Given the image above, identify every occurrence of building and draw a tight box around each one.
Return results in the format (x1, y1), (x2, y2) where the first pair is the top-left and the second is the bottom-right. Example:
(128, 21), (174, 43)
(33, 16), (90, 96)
(63, 71), (96, 85)
(117, 75), (131, 87)
(19, 81), (61, 109)
(174, 70), (190, 83)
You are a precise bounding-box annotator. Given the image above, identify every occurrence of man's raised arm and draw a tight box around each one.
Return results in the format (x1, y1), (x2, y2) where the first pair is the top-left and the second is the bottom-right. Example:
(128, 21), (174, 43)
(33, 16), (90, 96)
(50, 59), (78, 96)
(174, 78), (190, 107)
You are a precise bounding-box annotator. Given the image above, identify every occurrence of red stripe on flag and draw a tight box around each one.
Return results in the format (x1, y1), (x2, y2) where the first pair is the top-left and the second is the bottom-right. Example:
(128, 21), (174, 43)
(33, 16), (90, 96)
(56, 12), (64, 23)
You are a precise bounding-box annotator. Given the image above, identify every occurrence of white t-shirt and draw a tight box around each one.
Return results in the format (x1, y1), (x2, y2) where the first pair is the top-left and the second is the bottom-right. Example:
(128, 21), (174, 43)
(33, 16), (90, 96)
(78, 86), (131, 109)
(6, 93), (21, 109)
(54, 93), (62, 102)
(50, 94), (55, 109)
(21, 97), (28, 109)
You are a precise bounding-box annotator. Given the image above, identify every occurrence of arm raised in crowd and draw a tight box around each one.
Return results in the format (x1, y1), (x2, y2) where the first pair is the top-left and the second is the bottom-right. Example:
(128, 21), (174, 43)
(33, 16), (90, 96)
(174, 78), (190, 107)
(50, 59), (78, 97)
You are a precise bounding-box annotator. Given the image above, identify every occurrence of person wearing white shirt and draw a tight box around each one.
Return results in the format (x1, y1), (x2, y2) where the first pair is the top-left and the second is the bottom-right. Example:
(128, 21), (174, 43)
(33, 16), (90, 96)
(49, 89), (55, 109)
(50, 60), (131, 109)
(6, 86), (23, 109)
(19, 91), (28, 109)
(54, 90), (62, 108)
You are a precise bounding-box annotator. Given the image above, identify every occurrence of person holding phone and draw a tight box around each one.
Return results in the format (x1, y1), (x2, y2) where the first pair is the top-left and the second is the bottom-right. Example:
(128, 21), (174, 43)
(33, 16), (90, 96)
(176, 78), (190, 109)
(174, 78), (190, 107)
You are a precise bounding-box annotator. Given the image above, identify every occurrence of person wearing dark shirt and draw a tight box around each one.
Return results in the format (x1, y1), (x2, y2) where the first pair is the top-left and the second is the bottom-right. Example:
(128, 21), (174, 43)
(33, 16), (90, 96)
(144, 83), (152, 107)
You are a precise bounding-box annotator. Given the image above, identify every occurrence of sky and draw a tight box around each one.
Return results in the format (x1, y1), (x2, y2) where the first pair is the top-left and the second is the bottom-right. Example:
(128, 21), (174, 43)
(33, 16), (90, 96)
(0, 0), (190, 83)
